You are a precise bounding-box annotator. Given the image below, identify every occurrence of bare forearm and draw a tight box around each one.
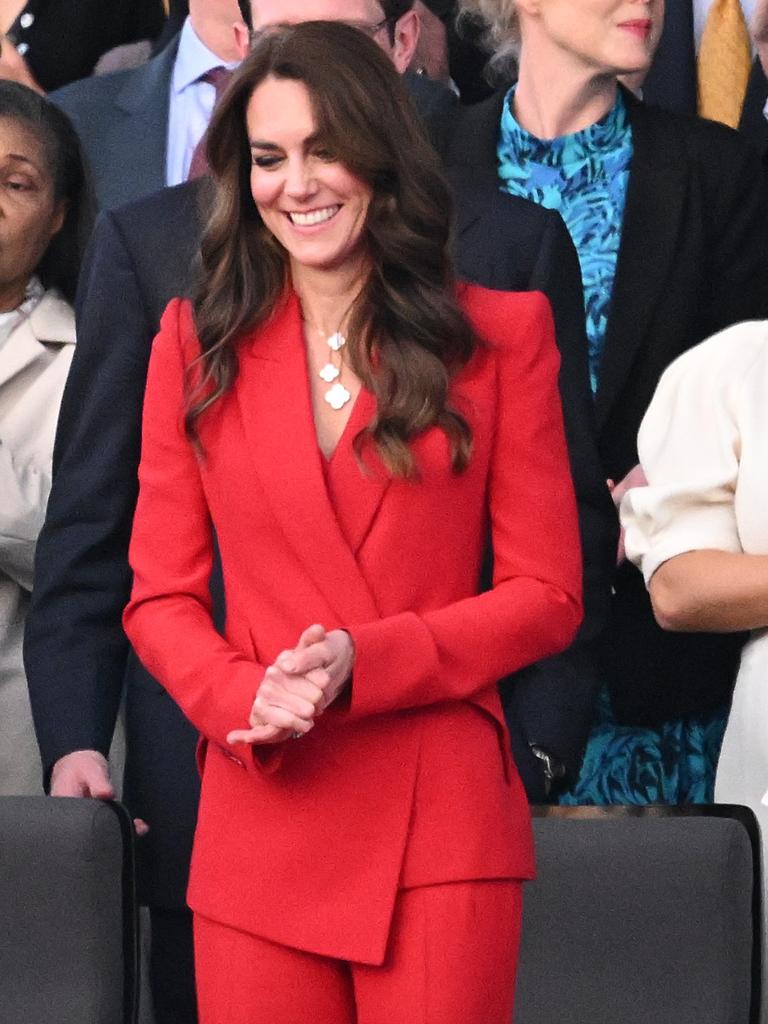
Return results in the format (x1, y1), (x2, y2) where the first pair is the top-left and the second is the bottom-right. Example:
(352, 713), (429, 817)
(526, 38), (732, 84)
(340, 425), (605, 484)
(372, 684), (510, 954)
(650, 550), (768, 633)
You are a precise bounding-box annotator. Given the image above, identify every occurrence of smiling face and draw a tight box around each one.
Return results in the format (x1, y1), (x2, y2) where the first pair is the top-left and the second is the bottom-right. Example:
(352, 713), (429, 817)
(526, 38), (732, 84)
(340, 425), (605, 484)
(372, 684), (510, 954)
(246, 75), (373, 281)
(519, 0), (663, 76)
(0, 116), (64, 310)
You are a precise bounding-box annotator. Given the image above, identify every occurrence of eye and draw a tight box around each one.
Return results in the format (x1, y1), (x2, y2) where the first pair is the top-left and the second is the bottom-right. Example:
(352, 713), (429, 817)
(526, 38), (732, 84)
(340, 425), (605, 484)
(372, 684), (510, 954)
(4, 176), (34, 191)
(312, 146), (337, 163)
(251, 154), (282, 169)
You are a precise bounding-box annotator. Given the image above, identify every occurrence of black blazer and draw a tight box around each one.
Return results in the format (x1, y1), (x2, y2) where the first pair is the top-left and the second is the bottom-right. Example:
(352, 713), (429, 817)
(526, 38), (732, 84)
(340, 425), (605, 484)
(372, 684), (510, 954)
(9, 0), (166, 93)
(446, 165), (617, 794)
(446, 88), (768, 723)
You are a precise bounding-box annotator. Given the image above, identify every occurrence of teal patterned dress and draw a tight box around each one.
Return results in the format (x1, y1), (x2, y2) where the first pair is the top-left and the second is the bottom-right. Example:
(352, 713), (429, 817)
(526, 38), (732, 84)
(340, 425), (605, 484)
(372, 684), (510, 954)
(497, 88), (727, 804)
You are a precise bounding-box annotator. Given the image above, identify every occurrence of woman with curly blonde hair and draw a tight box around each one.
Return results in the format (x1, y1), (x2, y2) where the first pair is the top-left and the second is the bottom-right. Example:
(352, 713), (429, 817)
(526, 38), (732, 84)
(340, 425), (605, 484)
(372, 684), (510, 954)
(449, 0), (768, 805)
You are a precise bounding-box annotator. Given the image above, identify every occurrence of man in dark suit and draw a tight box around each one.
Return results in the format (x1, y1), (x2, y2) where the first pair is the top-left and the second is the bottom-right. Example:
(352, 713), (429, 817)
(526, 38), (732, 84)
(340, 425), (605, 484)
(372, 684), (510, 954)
(49, 0), (247, 210)
(641, 0), (768, 154)
(25, 1), (614, 1020)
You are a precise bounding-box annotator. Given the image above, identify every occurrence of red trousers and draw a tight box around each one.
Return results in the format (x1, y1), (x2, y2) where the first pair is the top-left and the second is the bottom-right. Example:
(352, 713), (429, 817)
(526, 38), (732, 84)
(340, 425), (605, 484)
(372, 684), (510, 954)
(194, 879), (523, 1024)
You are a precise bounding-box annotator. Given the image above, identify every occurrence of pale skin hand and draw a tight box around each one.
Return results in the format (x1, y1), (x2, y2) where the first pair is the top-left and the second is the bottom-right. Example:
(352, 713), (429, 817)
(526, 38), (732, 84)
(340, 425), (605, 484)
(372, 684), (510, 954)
(51, 750), (149, 836)
(227, 625), (355, 746)
(607, 463), (648, 565)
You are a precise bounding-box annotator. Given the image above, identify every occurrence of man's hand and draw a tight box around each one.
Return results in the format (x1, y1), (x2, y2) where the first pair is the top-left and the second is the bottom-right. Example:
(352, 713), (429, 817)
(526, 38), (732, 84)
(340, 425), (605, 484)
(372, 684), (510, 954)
(50, 750), (148, 835)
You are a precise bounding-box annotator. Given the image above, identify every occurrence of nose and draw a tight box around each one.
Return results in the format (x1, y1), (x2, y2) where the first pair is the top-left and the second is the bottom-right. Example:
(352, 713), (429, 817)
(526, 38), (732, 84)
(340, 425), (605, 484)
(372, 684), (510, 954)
(284, 157), (318, 201)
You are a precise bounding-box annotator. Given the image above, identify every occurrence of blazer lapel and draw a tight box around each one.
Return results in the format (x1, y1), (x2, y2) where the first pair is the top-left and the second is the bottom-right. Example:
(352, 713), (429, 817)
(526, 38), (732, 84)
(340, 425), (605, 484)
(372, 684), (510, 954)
(104, 37), (179, 207)
(0, 292), (75, 391)
(324, 386), (391, 556)
(235, 294), (382, 625)
(445, 89), (506, 169)
(594, 93), (687, 432)
(0, 320), (44, 391)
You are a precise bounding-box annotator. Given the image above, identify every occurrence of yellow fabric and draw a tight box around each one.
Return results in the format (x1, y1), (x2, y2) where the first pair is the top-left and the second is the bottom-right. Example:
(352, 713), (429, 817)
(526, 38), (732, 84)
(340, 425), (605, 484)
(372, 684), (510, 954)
(697, 0), (753, 128)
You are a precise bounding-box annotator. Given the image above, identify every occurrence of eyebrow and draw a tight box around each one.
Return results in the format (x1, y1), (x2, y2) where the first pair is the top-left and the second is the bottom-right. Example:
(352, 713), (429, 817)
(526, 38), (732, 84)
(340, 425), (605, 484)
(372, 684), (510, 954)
(249, 131), (323, 151)
(3, 153), (40, 170)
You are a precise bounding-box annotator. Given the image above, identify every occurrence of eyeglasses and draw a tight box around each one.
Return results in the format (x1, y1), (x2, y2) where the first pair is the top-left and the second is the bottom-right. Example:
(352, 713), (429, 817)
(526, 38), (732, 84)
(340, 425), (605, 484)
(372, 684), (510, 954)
(249, 16), (395, 49)
(342, 16), (394, 37)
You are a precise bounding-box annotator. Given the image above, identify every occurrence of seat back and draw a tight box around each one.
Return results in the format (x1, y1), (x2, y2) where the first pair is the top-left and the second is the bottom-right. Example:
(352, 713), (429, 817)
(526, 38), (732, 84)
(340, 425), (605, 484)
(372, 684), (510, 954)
(0, 797), (138, 1024)
(515, 806), (761, 1024)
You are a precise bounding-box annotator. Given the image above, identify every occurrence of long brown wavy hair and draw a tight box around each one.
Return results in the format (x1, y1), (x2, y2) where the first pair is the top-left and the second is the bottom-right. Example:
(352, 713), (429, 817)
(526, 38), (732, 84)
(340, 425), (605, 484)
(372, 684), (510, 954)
(189, 20), (479, 477)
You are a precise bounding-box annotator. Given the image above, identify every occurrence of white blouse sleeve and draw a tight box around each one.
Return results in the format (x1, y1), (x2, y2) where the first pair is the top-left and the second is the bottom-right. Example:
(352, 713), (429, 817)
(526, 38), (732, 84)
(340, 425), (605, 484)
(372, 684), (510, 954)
(621, 322), (768, 585)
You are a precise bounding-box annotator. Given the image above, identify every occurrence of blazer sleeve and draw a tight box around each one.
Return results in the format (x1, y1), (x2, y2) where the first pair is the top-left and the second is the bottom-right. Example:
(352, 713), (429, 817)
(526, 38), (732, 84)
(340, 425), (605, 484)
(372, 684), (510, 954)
(622, 324), (763, 581)
(346, 292), (583, 718)
(24, 210), (153, 771)
(123, 300), (271, 772)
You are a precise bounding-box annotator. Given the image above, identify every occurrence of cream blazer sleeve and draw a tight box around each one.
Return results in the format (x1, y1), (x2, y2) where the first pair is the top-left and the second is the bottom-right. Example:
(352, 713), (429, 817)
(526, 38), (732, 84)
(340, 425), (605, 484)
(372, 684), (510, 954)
(621, 321), (768, 583)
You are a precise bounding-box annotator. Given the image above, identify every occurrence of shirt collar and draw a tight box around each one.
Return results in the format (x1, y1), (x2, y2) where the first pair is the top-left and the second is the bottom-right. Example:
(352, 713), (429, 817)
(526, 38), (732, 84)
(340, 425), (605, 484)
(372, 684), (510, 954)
(171, 16), (240, 95)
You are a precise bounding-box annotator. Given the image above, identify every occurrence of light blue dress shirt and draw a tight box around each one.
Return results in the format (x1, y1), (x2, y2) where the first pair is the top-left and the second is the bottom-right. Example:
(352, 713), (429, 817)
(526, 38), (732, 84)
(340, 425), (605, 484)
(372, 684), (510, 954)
(165, 18), (240, 187)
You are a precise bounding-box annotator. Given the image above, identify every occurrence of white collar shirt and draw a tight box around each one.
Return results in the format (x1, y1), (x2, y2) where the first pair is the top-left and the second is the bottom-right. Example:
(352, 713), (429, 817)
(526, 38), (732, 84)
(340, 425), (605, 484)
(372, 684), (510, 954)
(165, 17), (240, 187)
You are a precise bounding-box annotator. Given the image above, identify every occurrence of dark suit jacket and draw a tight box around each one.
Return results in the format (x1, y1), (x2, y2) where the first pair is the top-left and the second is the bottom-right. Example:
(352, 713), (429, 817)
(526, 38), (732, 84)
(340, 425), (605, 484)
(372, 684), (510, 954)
(739, 59), (768, 157)
(50, 36), (179, 211)
(640, 9), (768, 157)
(446, 165), (617, 795)
(446, 87), (768, 724)
(9, 0), (165, 93)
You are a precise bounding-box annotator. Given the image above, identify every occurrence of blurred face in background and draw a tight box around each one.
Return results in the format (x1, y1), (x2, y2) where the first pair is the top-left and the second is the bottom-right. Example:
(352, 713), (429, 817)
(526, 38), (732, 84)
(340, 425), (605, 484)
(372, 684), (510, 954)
(516, 0), (663, 77)
(0, 116), (64, 310)
(249, 1), (419, 72)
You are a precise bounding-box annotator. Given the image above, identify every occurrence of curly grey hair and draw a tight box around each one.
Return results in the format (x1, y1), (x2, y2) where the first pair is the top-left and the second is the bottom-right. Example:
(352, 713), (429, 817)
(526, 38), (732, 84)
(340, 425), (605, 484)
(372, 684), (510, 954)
(457, 0), (520, 79)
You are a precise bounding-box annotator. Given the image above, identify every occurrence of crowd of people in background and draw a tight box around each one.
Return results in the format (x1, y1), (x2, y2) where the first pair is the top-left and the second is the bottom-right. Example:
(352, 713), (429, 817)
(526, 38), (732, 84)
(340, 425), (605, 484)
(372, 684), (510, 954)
(2, 0), (768, 1022)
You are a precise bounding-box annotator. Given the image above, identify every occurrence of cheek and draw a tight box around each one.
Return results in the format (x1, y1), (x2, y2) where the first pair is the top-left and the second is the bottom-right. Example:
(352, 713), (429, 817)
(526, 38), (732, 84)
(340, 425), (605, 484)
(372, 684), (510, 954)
(249, 170), (281, 210)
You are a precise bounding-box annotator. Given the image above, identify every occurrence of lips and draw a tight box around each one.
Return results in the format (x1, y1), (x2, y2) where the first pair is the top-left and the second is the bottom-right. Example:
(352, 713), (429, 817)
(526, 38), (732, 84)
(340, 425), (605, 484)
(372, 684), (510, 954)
(287, 205), (340, 226)
(618, 19), (652, 38)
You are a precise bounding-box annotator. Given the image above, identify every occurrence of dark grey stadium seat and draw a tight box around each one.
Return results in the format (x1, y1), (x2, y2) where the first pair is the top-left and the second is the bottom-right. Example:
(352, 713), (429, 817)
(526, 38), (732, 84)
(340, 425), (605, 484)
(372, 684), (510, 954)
(0, 797), (137, 1024)
(516, 806), (761, 1024)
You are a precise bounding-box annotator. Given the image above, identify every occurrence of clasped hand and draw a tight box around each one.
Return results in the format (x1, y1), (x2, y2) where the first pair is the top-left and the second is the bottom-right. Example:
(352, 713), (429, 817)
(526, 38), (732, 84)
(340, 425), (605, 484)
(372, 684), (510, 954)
(226, 624), (354, 746)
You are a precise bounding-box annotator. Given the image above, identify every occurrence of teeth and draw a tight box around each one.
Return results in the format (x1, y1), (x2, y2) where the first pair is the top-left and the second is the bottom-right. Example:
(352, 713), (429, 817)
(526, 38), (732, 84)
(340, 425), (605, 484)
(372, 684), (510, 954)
(289, 206), (339, 226)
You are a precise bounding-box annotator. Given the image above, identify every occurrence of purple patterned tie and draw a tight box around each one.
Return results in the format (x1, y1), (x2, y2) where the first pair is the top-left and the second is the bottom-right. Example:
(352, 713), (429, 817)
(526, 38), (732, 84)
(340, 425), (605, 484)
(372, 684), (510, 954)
(186, 66), (233, 180)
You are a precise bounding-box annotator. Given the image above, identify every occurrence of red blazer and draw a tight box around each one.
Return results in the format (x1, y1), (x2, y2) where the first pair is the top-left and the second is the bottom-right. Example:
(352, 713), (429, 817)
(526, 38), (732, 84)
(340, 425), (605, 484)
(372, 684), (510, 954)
(124, 284), (582, 964)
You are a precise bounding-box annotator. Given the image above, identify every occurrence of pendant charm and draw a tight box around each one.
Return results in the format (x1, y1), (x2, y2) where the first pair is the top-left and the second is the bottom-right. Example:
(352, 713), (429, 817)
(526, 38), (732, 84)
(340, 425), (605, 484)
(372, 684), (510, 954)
(327, 331), (346, 352)
(319, 362), (340, 383)
(324, 382), (351, 410)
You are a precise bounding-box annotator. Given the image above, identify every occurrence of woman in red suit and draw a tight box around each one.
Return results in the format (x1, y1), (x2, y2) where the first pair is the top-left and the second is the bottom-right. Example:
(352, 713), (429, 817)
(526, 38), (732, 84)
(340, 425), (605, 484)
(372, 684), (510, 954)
(123, 20), (581, 1024)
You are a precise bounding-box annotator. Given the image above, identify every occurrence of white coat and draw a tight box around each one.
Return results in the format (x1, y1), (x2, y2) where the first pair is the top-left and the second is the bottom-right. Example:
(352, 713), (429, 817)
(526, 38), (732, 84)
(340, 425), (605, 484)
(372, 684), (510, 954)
(0, 290), (75, 795)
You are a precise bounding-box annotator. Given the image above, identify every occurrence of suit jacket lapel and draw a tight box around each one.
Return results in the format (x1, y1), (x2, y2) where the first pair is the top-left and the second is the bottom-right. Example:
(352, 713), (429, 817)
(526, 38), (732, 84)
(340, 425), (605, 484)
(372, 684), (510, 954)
(235, 293), (382, 625)
(0, 292), (75, 392)
(594, 93), (687, 432)
(324, 386), (391, 557)
(445, 89), (506, 169)
(104, 37), (179, 206)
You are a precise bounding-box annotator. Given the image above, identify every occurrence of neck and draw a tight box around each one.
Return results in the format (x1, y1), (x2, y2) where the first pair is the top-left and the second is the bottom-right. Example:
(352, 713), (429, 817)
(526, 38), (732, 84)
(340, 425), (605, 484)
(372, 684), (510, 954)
(188, 5), (241, 63)
(0, 280), (29, 314)
(514, 44), (618, 139)
(291, 258), (370, 335)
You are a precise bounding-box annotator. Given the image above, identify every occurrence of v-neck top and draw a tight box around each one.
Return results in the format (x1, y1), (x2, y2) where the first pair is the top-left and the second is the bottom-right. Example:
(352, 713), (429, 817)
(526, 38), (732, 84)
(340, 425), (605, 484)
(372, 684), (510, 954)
(497, 88), (633, 392)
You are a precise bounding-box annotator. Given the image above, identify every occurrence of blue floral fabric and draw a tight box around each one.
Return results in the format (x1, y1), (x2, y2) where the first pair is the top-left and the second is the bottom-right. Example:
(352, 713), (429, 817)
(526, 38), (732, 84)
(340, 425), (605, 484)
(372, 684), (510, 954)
(497, 88), (633, 393)
(497, 89), (727, 805)
(558, 688), (727, 805)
